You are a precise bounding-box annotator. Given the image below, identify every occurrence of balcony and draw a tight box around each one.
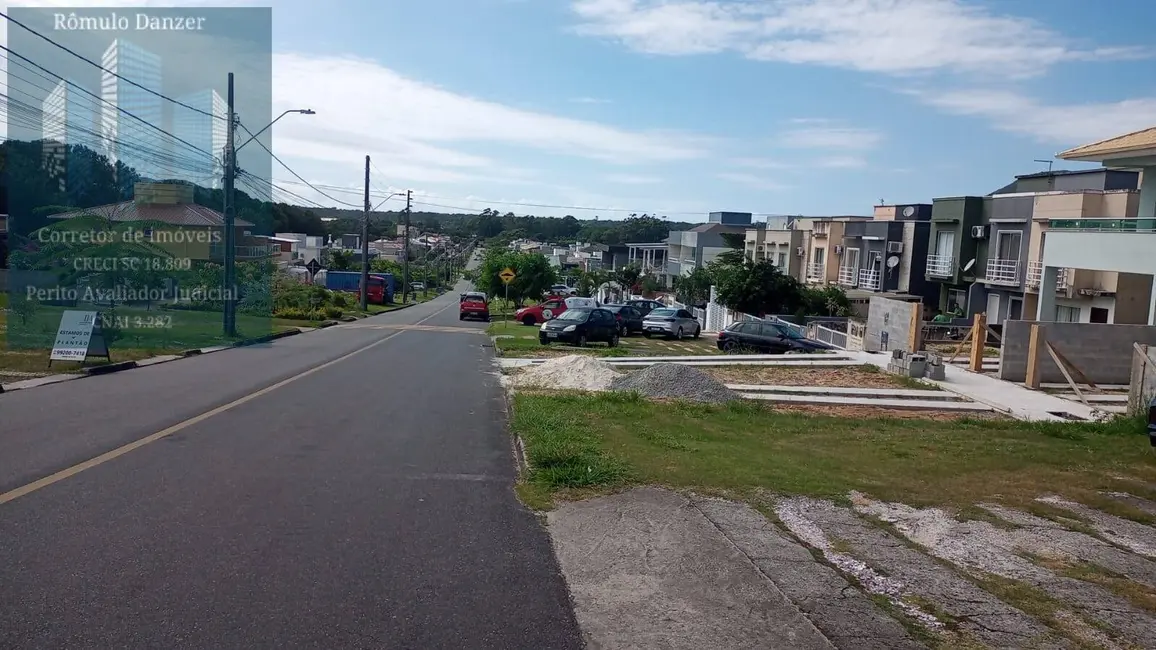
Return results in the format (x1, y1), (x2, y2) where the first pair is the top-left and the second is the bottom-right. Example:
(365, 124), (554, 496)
(837, 266), (857, 287)
(984, 258), (1019, 285)
(209, 244), (280, 260)
(858, 269), (881, 291)
(1048, 218), (1156, 232)
(1025, 261), (1068, 291)
(806, 262), (825, 281)
(926, 254), (953, 278)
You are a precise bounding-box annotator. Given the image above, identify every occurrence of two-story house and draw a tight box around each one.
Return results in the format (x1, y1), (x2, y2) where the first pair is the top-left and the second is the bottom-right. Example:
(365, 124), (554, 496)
(664, 212), (751, 285)
(743, 216), (803, 281)
(925, 196), (989, 315)
(796, 216), (873, 286)
(837, 203), (934, 301)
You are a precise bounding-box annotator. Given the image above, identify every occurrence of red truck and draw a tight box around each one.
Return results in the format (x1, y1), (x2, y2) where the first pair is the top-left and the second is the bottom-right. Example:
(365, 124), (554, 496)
(460, 291), (490, 321)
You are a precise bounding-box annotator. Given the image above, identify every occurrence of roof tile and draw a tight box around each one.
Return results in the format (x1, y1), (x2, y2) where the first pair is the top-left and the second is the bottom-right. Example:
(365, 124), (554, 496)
(1058, 126), (1156, 160)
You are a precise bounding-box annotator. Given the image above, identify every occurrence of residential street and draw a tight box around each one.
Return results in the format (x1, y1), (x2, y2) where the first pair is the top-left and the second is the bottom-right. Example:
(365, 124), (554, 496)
(0, 284), (584, 649)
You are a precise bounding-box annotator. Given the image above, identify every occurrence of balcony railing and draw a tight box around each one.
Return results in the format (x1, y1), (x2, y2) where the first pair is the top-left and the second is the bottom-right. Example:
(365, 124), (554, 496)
(858, 269), (880, 291)
(1025, 261), (1068, 291)
(984, 258), (1019, 285)
(1048, 218), (1156, 232)
(837, 266), (857, 286)
(209, 244), (280, 260)
(926, 254), (953, 277)
(806, 262), (825, 280)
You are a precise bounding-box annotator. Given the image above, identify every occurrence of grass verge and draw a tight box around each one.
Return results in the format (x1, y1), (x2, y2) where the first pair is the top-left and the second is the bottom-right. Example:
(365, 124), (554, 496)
(509, 391), (1155, 513)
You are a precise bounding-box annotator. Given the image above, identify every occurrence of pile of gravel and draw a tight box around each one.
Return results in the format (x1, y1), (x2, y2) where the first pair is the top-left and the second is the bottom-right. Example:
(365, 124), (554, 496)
(610, 363), (739, 403)
(512, 354), (622, 391)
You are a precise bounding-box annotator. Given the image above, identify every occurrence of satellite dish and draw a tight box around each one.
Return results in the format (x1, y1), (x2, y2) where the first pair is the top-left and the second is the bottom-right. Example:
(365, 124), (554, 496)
(886, 256), (900, 268)
(962, 258), (976, 273)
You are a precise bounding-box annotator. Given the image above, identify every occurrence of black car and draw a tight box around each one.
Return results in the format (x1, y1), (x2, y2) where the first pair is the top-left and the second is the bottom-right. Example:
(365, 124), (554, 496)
(601, 304), (645, 336)
(539, 308), (620, 347)
(716, 320), (834, 354)
(625, 299), (666, 317)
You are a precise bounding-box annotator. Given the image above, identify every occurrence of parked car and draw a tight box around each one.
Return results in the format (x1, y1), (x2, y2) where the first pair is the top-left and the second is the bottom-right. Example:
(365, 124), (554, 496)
(625, 299), (666, 317)
(459, 291), (490, 321)
(549, 284), (578, 296)
(716, 320), (835, 354)
(601, 304), (645, 336)
(538, 307), (620, 347)
(642, 307), (701, 340)
(515, 296), (598, 325)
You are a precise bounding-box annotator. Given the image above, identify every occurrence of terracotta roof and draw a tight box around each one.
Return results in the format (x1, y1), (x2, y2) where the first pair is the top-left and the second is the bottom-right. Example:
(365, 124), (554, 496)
(48, 201), (254, 227)
(1057, 126), (1156, 160)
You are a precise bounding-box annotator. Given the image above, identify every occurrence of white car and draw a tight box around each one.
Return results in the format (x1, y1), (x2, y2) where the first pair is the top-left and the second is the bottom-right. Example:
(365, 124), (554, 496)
(642, 307), (702, 340)
(550, 284), (578, 296)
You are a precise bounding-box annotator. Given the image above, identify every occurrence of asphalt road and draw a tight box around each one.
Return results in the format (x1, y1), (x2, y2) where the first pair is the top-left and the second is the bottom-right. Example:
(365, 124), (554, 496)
(0, 281), (584, 649)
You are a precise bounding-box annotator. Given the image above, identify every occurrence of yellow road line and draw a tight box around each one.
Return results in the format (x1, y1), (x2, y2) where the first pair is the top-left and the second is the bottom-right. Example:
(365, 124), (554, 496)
(0, 302), (455, 507)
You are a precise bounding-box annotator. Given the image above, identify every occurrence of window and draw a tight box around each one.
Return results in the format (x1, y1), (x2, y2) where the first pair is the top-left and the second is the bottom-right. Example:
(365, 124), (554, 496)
(778, 252), (787, 267)
(995, 230), (1022, 261)
(1090, 307), (1110, 323)
(813, 248), (826, 266)
(844, 247), (860, 271)
(1055, 305), (1080, 322)
(934, 230), (954, 258)
(947, 289), (966, 313)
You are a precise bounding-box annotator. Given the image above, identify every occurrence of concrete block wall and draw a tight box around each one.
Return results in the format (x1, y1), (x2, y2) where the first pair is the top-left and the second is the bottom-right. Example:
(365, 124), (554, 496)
(1129, 345), (1156, 416)
(864, 296), (917, 353)
(999, 320), (1156, 384)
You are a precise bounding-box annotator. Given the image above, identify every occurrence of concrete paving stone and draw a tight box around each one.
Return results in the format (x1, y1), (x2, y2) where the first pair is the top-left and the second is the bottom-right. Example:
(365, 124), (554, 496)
(1101, 491), (1156, 518)
(1034, 496), (1156, 559)
(980, 503), (1156, 589)
(856, 498), (1156, 648)
(781, 498), (1067, 649)
(546, 487), (836, 650)
(691, 497), (925, 650)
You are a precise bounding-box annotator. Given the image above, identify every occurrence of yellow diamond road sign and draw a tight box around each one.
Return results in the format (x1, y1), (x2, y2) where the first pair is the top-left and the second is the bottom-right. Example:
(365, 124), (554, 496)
(499, 268), (516, 284)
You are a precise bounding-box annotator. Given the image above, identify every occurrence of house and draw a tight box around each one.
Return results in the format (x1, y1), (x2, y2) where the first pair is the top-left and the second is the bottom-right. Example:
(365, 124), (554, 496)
(1034, 126), (1156, 324)
(614, 242), (667, 276)
(796, 216), (873, 285)
(744, 216), (804, 281)
(48, 182), (278, 263)
(925, 196), (989, 315)
(837, 204), (934, 300)
(665, 218), (750, 285)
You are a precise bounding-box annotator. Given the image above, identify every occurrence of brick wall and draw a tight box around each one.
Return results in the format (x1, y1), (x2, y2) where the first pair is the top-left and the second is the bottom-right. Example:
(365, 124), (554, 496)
(999, 320), (1156, 384)
(864, 296), (917, 352)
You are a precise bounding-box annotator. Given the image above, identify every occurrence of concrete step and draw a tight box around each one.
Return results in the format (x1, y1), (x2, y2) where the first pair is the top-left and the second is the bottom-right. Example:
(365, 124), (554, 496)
(1042, 383), (1129, 392)
(740, 393), (994, 411)
(726, 384), (964, 401)
(1055, 394), (1128, 403)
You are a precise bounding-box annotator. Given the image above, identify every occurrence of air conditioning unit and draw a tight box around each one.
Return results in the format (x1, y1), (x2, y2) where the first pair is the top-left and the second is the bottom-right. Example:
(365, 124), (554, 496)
(796, 247), (806, 257)
(971, 225), (988, 239)
(886, 241), (903, 253)
(834, 245), (844, 255)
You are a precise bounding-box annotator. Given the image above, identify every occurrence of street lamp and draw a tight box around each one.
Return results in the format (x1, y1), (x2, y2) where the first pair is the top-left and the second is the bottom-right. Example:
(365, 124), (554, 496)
(236, 109), (316, 153)
(223, 103), (314, 337)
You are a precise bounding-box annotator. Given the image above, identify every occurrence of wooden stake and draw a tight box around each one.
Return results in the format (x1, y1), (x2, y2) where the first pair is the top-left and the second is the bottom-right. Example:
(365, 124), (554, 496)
(1048, 343), (1098, 391)
(968, 312), (987, 372)
(947, 327), (973, 365)
(1045, 341), (1088, 407)
(1025, 323), (1042, 389)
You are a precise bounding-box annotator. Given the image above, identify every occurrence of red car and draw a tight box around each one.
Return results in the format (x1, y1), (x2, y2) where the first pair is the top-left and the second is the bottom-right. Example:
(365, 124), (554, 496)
(515, 296), (597, 326)
(459, 292), (490, 321)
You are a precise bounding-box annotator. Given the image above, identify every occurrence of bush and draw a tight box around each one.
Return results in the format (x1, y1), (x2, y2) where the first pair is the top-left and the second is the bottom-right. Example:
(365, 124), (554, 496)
(273, 307), (327, 321)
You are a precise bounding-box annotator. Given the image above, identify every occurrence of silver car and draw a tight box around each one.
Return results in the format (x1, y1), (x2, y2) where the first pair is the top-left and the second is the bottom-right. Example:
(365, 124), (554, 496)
(642, 307), (701, 340)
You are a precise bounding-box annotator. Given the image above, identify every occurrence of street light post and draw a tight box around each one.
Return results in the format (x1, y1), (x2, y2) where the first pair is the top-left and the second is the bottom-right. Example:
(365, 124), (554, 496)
(222, 95), (314, 337)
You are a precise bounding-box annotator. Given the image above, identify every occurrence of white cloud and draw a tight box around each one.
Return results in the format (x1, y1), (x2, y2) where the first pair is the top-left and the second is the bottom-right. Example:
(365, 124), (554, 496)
(778, 125), (883, 150)
(731, 156), (789, 169)
(604, 173), (663, 184)
(715, 172), (789, 191)
(570, 96), (613, 104)
(904, 88), (1156, 146)
(570, 0), (1148, 78)
(814, 155), (867, 169)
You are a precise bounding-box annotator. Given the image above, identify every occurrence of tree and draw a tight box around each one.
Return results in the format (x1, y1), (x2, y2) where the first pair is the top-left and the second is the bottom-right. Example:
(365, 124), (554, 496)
(673, 266), (712, 306)
(711, 257), (804, 317)
(614, 264), (641, 293)
(329, 249), (355, 271)
(720, 232), (746, 249)
(475, 249), (557, 306)
(800, 285), (853, 318)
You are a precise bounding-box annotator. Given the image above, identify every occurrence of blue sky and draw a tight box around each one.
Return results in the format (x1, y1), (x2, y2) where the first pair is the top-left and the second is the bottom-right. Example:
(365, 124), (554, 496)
(8, 0), (1156, 222)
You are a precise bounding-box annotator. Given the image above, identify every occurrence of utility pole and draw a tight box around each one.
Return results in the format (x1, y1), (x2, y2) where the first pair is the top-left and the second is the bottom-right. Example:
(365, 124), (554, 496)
(222, 72), (237, 337)
(403, 189), (412, 304)
(360, 155), (370, 311)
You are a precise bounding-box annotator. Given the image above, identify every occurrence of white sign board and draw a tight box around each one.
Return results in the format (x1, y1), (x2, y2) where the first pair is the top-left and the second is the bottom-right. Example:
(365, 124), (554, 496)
(50, 310), (99, 361)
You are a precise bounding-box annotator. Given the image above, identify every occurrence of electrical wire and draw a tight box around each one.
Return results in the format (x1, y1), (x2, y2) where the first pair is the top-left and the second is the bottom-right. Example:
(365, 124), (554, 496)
(0, 11), (223, 121)
(235, 122), (362, 208)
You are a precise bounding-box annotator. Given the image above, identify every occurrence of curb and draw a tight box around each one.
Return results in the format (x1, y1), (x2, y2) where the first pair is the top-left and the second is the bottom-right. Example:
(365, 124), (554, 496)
(231, 327), (303, 348)
(82, 360), (139, 376)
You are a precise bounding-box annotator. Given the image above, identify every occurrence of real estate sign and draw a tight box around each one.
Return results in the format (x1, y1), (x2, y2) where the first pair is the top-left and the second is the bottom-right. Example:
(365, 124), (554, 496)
(50, 310), (108, 362)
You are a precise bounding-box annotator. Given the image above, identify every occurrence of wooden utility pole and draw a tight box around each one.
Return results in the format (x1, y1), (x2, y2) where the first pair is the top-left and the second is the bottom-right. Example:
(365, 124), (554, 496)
(360, 155), (370, 311)
(222, 72), (237, 337)
(403, 189), (412, 304)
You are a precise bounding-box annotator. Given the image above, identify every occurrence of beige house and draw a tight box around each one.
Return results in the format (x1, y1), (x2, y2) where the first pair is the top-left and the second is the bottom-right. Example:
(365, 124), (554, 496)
(743, 218), (805, 282)
(796, 216), (872, 285)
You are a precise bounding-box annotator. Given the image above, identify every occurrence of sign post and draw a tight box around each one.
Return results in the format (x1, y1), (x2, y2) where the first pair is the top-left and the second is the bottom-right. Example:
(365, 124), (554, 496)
(499, 267), (516, 328)
(305, 258), (322, 282)
(49, 310), (111, 368)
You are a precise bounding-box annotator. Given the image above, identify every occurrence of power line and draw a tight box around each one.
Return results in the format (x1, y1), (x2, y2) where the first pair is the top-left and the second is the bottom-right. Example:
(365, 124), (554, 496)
(0, 11), (222, 121)
(235, 122), (362, 209)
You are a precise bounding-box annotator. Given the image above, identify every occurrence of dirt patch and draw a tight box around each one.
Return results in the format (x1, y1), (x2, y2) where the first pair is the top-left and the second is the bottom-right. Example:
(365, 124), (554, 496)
(703, 364), (913, 389)
(770, 403), (1007, 422)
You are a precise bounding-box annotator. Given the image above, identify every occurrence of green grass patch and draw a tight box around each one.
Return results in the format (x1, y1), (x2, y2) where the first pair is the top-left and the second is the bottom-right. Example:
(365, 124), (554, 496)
(509, 391), (1156, 511)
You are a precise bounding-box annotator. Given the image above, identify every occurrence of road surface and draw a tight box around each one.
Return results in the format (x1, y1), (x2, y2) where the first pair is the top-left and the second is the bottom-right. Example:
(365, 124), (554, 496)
(0, 283), (583, 649)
